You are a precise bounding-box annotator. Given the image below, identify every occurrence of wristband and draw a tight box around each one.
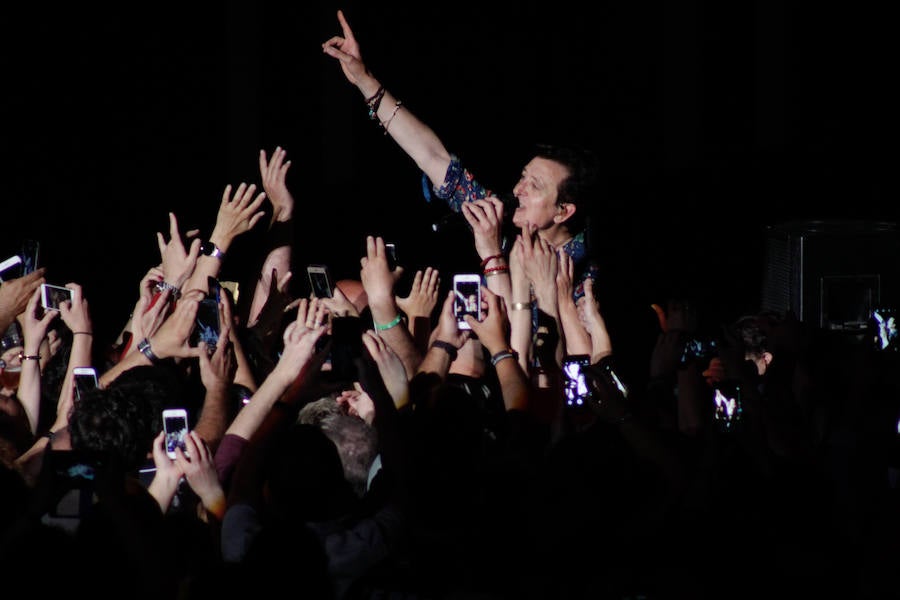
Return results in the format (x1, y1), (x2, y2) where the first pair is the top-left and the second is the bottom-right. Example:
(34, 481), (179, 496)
(490, 349), (519, 367)
(374, 314), (403, 331)
(510, 302), (531, 311)
(430, 340), (458, 362)
(19, 354), (41, 361)
(479, 254), (505, 269)
(483, 265), (509, 277)
(155, 281), (182, 299)
(137, 338), (161, 364)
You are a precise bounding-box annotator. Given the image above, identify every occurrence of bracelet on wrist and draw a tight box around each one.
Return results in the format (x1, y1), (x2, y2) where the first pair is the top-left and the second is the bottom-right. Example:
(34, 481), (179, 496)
(479, 253), (505, 269)
(155, 281), (182, 299)
(430, 340), (458, 362)
(374, 314), (403, 331)
(490, 349), (519, 367)
(483, 265), (509, 277)
(137, 338), (161, 364)
(510, 302), (532, 311)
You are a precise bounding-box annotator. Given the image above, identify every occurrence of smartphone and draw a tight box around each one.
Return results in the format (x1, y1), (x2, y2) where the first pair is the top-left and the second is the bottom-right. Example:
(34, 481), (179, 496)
(329, 316), (364, 383)
(597, 355), (630, 399)
(163, 408), (189, 459)
(307, 264), (334, 299)
(20, 239), (40, 276)
(713, 380), (742, 432)
(870, 306), (899, 352)
(40, 284), (73, 311)
(190, 277), (221, 351)
(453, 274), (482, 330)
(385, 243), (399, 271)
(0, 255), (22, 282)
(73, 366), (98, 402)
(563, 354), (592, 407)
(680, 336), (718, 366)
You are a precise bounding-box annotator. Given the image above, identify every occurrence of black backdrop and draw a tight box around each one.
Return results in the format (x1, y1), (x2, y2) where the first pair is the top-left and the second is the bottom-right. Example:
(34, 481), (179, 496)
(1, 1), (893, 348)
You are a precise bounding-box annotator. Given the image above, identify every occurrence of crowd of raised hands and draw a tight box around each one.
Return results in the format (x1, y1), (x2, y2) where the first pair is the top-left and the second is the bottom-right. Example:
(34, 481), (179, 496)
(1, 9), (898, 600)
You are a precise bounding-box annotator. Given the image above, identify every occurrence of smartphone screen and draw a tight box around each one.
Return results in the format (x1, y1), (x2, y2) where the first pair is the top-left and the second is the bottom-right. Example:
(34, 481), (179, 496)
(453, 275), (482, 330)
(163, 409), (189, 459)
(870, 307), (899, 352)
(21, 239), (40, 275)
(713, 381), (742, 431)
(73, 367), (98, 402)
(385, 243), (398, 271)
(41, 284), (73, 311)
(190, 278), (221, 350)
(307, 265), (333, 299)
(563, 354), (592, 406)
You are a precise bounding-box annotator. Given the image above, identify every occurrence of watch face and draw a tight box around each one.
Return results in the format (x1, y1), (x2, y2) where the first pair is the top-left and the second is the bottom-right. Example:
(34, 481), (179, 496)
(200, 241), (214, 256)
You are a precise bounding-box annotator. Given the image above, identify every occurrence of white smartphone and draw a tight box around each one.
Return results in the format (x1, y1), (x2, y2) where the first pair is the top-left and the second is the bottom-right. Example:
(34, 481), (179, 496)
(40, 284), (73, 311)
(307, 264), (334, 299)
(162, 408), (189, 459)
(0, 255), (22, 282)
(72, 366), (98, 402)
(453, 273), (482, 330)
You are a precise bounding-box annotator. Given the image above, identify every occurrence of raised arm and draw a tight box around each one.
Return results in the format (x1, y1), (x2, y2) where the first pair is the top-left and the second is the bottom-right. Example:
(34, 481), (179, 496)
(322, 9), (451, 188)
(247, 146), (295, 326)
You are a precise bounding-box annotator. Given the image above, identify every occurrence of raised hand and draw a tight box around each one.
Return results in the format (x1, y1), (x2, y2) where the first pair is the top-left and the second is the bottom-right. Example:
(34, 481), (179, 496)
(462, 197), (506, 260)
(176, 431), (227, 519)
(269, 298), (328, 388)
(156, 212), (200, 291)
(336, 386), (376, 425)
(58, 282), (92, 336)
(361, 329), (409, 409)
(396, 267), (440, 321)
(259, 146), (294, 224)
(464, 286), (511, 356)
(0, 268), (46, 331)
(209, 183), (267, 247)
(321, 9), (368, 85)
(322, 284), (360, 318)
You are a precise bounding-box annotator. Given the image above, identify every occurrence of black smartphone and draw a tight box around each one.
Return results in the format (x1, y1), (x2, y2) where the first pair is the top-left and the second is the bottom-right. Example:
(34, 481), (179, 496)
(680, 335), (718, 366)
(190, 277), (221, 351)
(869, 306), (899, 352)
(563, 354), (592, 407)
(329, 316), (364, 383)
(385, 243), (399, 271)
(21, 239), (40, 276)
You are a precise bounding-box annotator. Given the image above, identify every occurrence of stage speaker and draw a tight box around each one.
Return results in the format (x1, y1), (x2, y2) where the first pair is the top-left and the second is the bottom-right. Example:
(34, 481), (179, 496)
(760, 219), (899, 332)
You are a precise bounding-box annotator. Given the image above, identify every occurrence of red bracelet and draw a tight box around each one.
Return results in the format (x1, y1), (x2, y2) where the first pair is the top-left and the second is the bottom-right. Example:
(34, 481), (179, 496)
(483, 265), (510, 277)
(479, 254), (505, 269)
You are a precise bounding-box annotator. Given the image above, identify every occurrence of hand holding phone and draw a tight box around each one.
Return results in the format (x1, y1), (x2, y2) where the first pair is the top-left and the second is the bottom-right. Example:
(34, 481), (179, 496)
(453, 274), (482, 330)
(73, 367), (98, 402)
(40, 284), (73, 311)
(190, 277), (222, 351)
(163, 408), (189, 459)
(307, 265), (334, 299)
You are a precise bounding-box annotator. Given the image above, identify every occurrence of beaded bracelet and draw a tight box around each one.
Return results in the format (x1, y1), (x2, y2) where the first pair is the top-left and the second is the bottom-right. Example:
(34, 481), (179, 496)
(374, 314), (403, 331)
(381, 101), (403, 135)
(490, 349), (519, 367)
(366, 86), (386, 120)
(483, 265), (509, 277)
(479, 254), (505, 269)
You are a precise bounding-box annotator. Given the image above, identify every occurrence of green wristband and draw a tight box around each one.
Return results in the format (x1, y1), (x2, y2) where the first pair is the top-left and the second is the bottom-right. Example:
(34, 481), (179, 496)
(374, 314), (403, 331)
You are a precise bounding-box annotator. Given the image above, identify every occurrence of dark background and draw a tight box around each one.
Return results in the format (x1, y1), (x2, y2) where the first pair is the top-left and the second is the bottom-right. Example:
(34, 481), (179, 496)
(1, 1), (894, 347)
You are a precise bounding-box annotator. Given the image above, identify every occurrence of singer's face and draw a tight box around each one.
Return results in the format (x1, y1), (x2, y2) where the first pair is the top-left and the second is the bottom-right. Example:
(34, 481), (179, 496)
(512, 157), (570, 230)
